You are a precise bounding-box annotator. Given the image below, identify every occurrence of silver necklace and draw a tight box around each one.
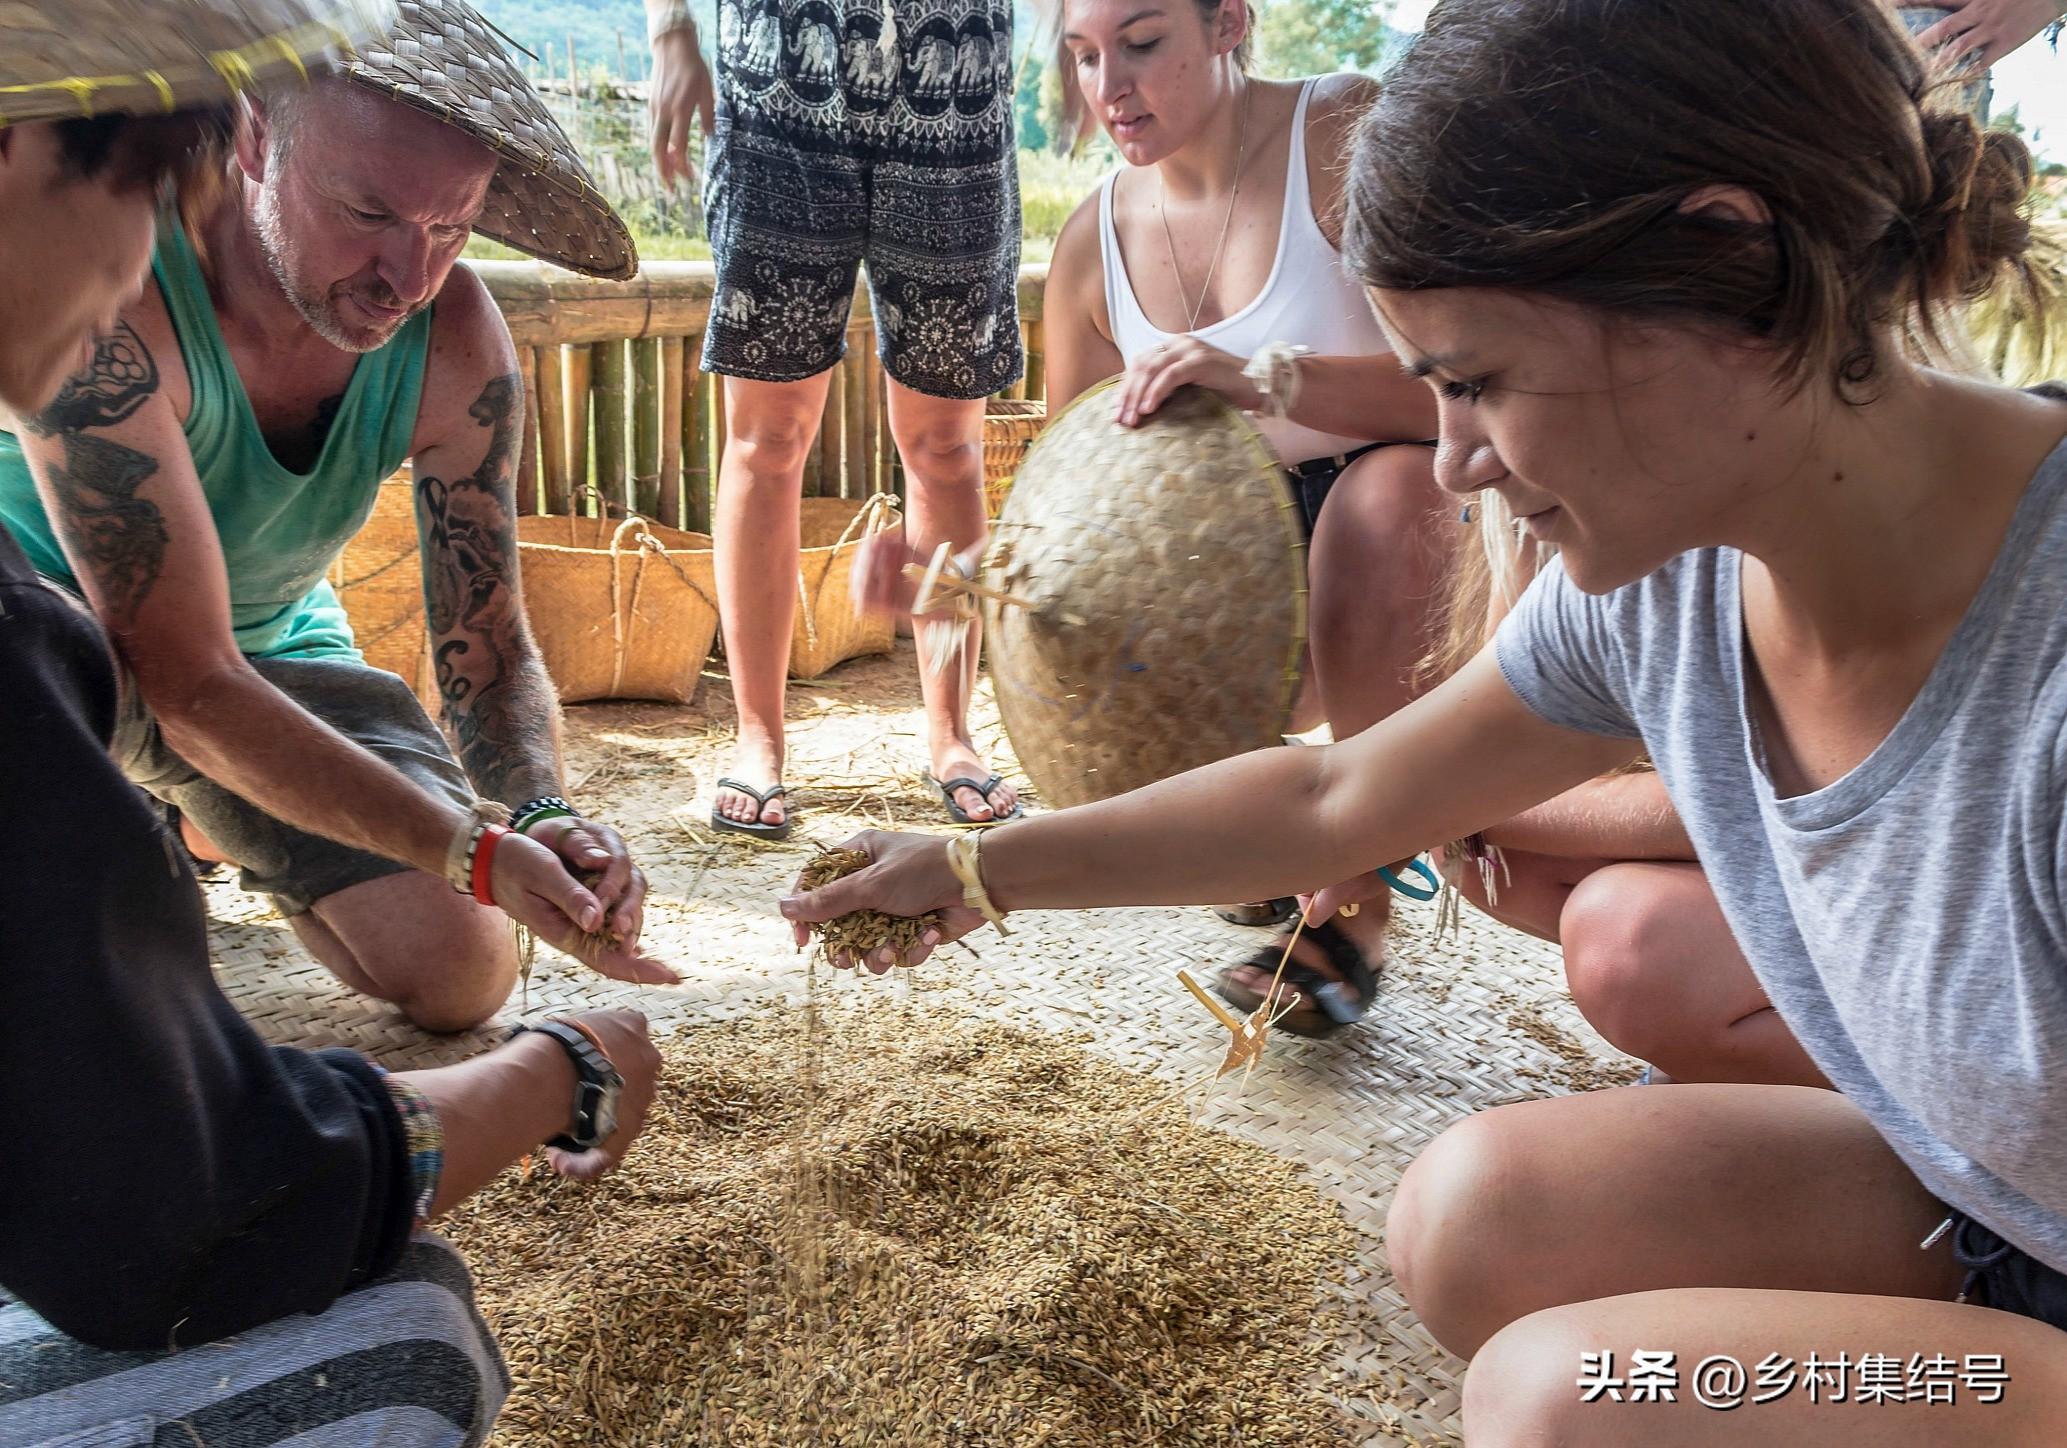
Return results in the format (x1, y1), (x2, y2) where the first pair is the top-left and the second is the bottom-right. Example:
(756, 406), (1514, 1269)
(1158, 83), (1251, 333)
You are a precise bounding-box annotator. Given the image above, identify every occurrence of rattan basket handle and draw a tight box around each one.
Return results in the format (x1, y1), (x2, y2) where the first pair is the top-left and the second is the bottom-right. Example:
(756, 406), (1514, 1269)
(797, 491), (902, 653)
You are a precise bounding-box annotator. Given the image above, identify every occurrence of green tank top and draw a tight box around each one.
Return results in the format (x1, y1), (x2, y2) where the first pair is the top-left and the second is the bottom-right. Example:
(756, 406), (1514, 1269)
(0, 220), (432, 659)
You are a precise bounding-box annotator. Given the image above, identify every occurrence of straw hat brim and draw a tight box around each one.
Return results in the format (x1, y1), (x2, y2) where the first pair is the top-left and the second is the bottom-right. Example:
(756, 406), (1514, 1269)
(981, 379), (1308, 811)
(0, 0), (394, 127)
(338, 0), (637, 280)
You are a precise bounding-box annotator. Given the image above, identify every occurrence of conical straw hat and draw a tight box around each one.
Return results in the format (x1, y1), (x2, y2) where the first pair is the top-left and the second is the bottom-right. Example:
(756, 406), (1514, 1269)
(981, 380), (1308, 811)
(338, 0), (637, 279)
(0, 0), (394, 126)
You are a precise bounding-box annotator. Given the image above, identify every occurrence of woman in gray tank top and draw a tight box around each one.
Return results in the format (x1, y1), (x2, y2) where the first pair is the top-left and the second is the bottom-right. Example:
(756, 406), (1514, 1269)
(789, 0), (2067, 1435)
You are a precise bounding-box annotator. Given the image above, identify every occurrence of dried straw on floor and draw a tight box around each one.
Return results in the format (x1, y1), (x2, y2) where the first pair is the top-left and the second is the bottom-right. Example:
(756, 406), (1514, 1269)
(446, 1008), (1359, 1446)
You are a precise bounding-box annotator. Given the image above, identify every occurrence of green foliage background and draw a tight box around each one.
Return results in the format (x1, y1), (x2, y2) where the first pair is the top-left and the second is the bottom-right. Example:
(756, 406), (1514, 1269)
(469, 0), (1403, 260)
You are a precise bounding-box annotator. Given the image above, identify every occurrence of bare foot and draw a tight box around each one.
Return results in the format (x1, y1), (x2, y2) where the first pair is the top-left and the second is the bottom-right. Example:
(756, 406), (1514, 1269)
(715, 736), (787, 829)
(929, 732), (1018, 823)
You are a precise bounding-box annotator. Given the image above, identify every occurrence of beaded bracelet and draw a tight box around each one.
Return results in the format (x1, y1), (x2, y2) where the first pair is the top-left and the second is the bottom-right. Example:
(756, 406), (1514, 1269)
(511, 795), (577, 835)
(445, 800), (511, 895)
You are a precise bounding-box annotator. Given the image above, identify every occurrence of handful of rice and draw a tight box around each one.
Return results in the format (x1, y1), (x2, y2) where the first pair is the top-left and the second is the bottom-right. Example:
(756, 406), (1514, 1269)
(795, 846), (942, 968)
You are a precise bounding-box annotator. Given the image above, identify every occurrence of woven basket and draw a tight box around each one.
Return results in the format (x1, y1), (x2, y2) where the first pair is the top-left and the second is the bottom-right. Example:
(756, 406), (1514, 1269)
(518, 515), (718, 704)
(982, 381), (1305, 810)
(982, 399), (1048, 520)
(790, 494), (902, 680)
(328, 467), (439, 708)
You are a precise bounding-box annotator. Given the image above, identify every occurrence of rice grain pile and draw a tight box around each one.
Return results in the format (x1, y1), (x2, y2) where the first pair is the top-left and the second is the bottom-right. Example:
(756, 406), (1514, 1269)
(446, 1007), (1358, 1446)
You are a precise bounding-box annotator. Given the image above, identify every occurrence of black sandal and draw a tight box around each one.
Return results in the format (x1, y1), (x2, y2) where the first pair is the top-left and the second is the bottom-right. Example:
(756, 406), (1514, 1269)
(711, 777), (792, 840)
(932, 773), (1023, 825)
(1213, 918), (1379, 1039)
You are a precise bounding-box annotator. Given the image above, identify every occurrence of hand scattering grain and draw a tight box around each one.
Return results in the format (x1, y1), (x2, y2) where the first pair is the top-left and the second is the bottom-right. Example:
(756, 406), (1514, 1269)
(445, 1007), (1359, 1446)
(795, 846), (941, 968)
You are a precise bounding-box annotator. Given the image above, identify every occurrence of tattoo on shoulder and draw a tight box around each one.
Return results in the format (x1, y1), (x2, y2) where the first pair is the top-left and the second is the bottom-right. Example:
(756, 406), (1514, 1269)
(26, 322), (172, 618)
(418, 372), (546, 800)
(26, 323), (159, 438)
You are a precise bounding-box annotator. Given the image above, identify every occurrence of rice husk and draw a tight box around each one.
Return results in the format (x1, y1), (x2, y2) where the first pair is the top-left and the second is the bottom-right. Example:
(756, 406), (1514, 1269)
(794, 846), (942, 968)
(446, 1008), (1359, 1446)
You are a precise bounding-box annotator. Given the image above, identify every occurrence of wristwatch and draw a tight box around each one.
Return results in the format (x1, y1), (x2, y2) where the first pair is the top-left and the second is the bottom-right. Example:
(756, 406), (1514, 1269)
(513, 1020), (623, 1151)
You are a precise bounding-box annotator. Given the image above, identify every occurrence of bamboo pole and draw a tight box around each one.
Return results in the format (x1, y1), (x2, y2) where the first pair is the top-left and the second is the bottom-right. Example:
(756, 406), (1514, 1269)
(659, 336), (685, 528)
(538, 344), (569, 514)
(686, 331), (713, 535)
(566, 344), (592, 514)
(632, 336), (661, 519)
(842, 329), (867, 500)
(711, 369), (729, 530)
(592, 339), (628, 514)
(1025, 317), (1047, 404)
(817, 359), (845, 497)
(516, 344), (540, 515)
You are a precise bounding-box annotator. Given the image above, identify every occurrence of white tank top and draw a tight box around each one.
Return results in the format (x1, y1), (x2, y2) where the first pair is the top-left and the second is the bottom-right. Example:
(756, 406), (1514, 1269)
(1099, 77), (1395, 466)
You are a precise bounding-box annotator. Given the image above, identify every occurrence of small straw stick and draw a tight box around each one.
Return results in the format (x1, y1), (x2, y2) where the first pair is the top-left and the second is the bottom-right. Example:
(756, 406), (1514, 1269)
(902, 562), (1070, 620)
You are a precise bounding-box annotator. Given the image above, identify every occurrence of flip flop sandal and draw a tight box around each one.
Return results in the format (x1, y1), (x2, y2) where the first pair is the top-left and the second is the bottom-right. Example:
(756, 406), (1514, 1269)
(1212, 918), (1379, 1039)
(711, 777), (793, 840)
(932, 773), (1023, 825)
(1215, 898), (1299, 928)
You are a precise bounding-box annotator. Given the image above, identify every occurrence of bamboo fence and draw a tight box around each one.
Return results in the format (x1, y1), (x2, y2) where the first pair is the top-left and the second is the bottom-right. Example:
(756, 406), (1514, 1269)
(476, 260), (1051, 529)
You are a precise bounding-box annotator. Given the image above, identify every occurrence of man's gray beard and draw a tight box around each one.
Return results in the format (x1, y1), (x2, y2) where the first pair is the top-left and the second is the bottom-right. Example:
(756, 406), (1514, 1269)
(252, 183), (381, 354)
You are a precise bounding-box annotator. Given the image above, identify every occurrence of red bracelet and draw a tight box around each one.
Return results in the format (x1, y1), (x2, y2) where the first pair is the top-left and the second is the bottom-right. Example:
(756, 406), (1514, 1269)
(471, 823), (511, 907)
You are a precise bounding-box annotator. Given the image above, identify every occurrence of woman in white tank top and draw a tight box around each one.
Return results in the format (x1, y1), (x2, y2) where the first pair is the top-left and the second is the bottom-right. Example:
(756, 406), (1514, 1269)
(1040, 0), (1447, 1032)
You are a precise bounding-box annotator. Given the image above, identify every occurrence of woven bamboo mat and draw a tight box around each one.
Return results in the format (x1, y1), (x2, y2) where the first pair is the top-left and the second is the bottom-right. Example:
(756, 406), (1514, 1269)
(204, 644), (1636, 1447)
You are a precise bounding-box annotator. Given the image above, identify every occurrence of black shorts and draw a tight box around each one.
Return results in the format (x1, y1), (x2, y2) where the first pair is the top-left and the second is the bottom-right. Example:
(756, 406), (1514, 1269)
(1944, 1211), (2067, 1330)
(701, 0), (1023, 400)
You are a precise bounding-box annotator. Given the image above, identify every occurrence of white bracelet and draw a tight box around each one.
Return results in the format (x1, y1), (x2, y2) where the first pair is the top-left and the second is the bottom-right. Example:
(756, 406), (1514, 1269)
(647, 0), (695, 43)
(1243, 342), (1312, 419)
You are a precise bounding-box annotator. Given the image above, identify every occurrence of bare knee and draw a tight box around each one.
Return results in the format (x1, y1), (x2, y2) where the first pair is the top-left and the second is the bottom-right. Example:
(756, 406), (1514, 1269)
(728, 411), (820, 482)
(301, 887), (517, 1033)
(1462, 1308), (1597, 1446)
(1388, 1105), (1561, 1358)
(1560, 866), (1687, 1063)
(893, 419), (980, 488)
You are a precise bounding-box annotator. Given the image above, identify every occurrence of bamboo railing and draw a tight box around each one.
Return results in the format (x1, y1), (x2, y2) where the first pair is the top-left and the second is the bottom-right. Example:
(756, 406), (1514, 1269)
(472, 260), (1051, 532)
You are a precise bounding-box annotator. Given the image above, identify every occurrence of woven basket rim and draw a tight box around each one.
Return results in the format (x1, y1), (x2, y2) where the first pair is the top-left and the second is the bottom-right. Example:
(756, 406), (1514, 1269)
(0, 0), (393, 125)
(516, 520), (712, 556)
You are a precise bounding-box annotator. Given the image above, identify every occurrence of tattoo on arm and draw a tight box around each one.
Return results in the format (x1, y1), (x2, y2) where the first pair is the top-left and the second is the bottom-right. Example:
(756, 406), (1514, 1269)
(25, 324), (172, 618)
(419, 372), (560, 802)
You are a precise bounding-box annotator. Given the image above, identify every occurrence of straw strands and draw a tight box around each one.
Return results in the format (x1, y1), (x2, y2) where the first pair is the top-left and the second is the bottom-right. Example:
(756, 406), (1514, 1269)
(445, 1009), (1360, 1446)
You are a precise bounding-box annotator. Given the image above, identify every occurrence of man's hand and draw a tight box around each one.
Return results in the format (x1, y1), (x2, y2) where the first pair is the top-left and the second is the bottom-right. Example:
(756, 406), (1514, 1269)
(650, 25), (716, 190)
(489, 831), (678, 985)
(1114, 336), (1264, 427)
(521, 814), (648, 947)
(545, 1008), (662, 1181)
(1915, 0), (2063, 69)
(778, 830), (987, 971)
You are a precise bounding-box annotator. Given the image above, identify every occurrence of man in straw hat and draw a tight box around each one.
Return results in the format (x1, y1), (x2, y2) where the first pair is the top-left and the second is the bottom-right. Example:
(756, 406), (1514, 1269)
(0, 0), (674, 1033)
(0, 3), (659, 1439)
(645, 0), (1025, 838)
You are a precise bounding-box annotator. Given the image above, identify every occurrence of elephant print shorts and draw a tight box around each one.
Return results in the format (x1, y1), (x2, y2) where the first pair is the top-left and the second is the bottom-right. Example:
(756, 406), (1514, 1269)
(702, 0), (1023, 400)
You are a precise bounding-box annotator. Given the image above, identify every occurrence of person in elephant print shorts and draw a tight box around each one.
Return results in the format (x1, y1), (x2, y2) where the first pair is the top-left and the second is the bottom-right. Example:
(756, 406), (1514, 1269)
(645, 0), (1026, 840)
